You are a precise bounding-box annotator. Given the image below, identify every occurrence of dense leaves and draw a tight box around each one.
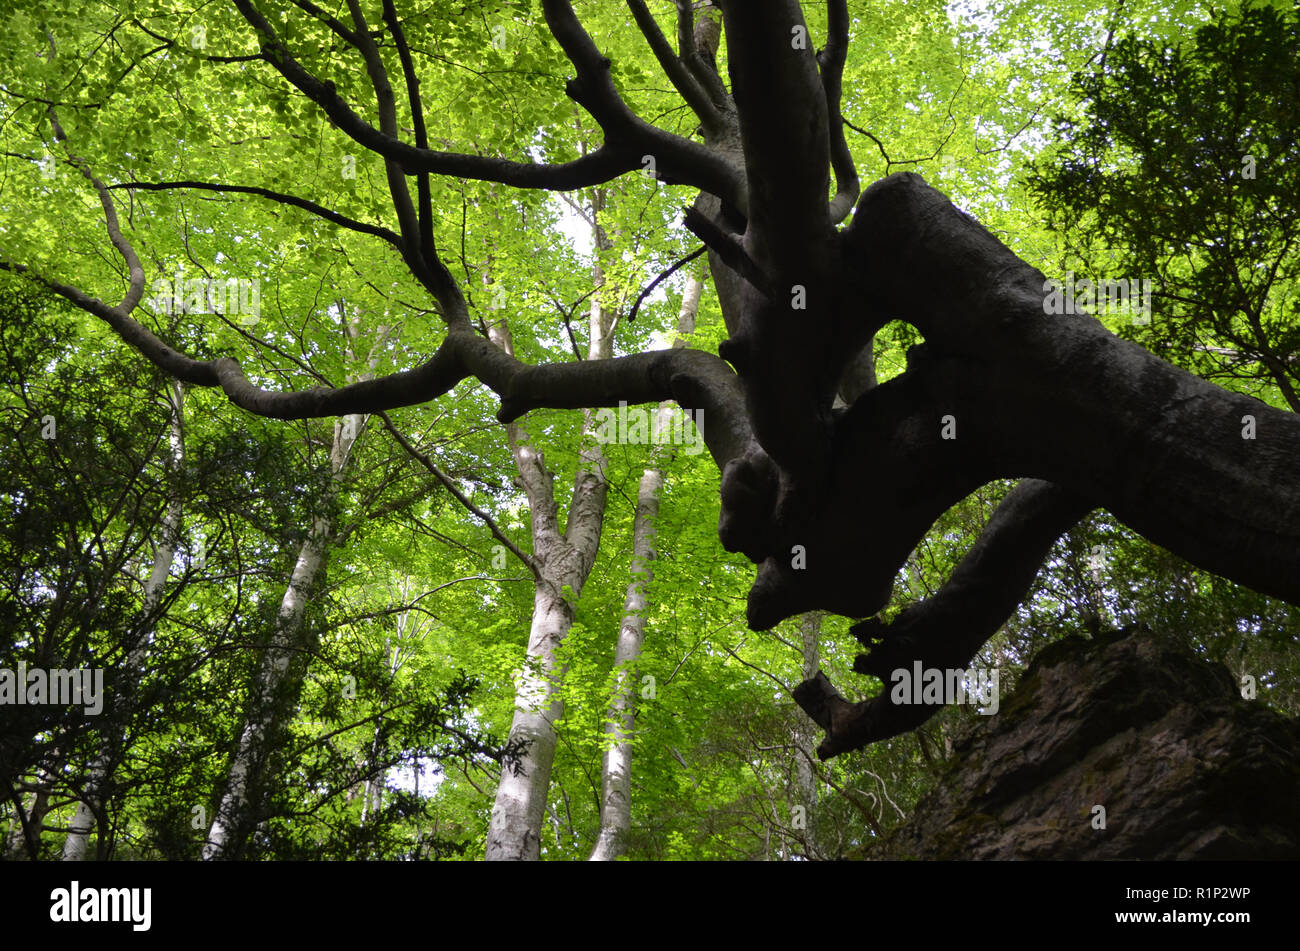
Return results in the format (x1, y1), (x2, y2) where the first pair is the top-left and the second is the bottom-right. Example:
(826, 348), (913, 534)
(1, 0), (1296, 860)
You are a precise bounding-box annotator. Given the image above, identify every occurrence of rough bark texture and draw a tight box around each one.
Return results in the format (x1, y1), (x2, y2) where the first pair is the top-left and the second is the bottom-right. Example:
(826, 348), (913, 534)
(795, 479), (1093, 756)
(485, 205), (612, 860)
(873, 625), (1300, 859)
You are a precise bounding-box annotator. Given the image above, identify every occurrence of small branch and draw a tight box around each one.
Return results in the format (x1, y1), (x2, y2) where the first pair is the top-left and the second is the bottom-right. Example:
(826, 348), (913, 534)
(627, 245), (705, 323)
(682, 206), (775, 300)
(108, 180), (401, 246)
(819, 0), (859, 223)
(377, 411), (539, 578)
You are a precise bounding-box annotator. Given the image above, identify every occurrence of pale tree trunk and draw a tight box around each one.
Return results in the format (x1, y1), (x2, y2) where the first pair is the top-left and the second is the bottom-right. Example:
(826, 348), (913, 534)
(360, 622), (405, 829)
(485, 192), (614, 860)
(792, 611), (821, 859)
(589, 269), (704, 861)
(588, 466), (662, 861)
(62, 380), (186, 860)
(203, 312), (372, 860)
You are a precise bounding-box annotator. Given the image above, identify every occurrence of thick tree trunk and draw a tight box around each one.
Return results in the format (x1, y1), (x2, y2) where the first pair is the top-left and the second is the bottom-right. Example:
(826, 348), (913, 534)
(486, 195), (614, 859)
(44, 1), (1300, 773)
(485, 581), (579, 860)
(62, 380), (186, 861)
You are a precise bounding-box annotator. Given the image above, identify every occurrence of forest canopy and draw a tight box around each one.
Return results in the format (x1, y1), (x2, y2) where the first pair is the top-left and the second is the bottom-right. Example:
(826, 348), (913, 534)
(1, 0), (1297, 862)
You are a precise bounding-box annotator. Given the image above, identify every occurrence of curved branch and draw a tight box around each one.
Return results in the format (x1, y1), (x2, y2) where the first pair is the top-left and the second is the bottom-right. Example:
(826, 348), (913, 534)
(343, 0), (465, 320)
(230, 0), (632, 190)
(819, 0), (859, 223)
(793, 479), (1094, 758)
(381, 0), (435, 260)
(627, 244), (706, 323)
(230, 0), (743, 207)
(541, 0), (745, 206)
(627, 0), (722, 131)
(107, 180), (402, 247)
(377, 412), (540, 579)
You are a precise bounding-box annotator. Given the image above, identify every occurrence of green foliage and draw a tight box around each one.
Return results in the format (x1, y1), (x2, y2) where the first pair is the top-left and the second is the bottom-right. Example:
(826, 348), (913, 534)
(1028, 1), (1300, 410)
(0, 0), (1295, 862)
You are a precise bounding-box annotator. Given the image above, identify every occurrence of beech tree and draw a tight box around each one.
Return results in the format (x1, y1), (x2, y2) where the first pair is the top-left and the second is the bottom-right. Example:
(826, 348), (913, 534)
(3, 0), (1299, 860)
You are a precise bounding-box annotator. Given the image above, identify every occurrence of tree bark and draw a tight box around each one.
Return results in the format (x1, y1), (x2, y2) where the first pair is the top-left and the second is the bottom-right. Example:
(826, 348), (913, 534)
(486, 192), (614, 859)
(589, 269), (703, 861)
(62, 380), (186, 860)
(26, 4), (1300, 770)
(203, 319), (371, 859)
(791, 611), (821, 859)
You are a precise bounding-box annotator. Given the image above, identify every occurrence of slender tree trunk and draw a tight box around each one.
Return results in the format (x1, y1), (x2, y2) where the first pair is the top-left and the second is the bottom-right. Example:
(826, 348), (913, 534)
(360, 633), (400, 832)
(204, 316), (371, 860)
(6, 781), (50, 859)
(62, 381), (185, 861)
(792, 611), (821, 859)
(588, 270), (704, 861)
(588, 466), (662, 861)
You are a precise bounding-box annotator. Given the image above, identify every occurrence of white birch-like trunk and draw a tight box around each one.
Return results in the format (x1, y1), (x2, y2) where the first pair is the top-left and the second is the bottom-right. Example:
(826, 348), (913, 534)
(485, 195), (613, 859)
(62, 380), (186, 860)
(360, 633), (401, 830)
(793, 611), (822, 859)
(204, 316), (370, 860)
(588, 270), (703, 861)
(484, 581), (578, 860)
(6, 784), (49, 858)
(201, 513), (334, 859)
(588, 466), (662, 861)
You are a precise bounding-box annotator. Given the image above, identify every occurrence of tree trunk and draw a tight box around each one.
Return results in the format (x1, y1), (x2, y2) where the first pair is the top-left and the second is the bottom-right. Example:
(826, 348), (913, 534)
(486, 192), (614, 860)
(588, 269), (704, 860)
(204, 318), (371, 860)
(6, 781), (50, 859)
(62, 380), (186, 861)
(588, 466), (663, 861)
(792, 611), (821, 859)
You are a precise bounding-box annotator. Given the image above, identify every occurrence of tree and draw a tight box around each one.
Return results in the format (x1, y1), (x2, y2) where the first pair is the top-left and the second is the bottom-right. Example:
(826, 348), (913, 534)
(2, 0), (1298, 860)
(1029, 1), (1300, 411)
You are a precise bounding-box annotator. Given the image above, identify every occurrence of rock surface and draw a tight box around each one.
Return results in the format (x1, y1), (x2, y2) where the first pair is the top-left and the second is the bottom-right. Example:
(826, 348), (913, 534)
(876, 625), (1300, 859)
